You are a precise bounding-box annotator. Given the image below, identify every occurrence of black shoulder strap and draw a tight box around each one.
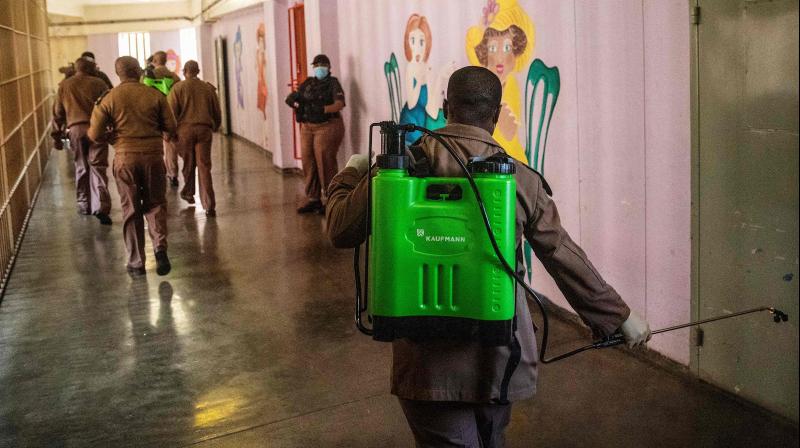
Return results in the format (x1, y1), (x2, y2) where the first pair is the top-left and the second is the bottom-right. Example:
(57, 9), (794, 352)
(95, 89), (110, 106)
(407, 143), (431, 178)
(499, 279), (521, 405)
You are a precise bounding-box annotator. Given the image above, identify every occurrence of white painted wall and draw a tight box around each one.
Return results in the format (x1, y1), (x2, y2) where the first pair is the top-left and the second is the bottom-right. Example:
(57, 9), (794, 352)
(87, 33), (119, 85)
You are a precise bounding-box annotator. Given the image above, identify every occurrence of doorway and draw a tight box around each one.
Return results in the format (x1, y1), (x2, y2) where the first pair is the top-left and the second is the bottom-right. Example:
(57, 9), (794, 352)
(692, 0), (798, 421)
(214, 36), (231, 135)
(288, 3), (307, 160)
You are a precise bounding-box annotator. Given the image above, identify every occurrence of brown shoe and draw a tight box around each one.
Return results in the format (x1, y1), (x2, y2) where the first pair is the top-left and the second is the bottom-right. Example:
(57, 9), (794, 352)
(181, 194), (195, 205)
(297, 200), (323, 214)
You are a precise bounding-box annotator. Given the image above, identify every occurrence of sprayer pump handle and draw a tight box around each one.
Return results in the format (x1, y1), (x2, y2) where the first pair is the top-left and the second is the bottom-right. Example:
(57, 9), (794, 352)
(593, 333), (626, 349)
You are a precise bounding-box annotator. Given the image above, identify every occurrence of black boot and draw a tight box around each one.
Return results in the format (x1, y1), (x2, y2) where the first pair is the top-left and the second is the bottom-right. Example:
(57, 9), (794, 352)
(155, 250), (171, 276)
(94, 212), (112, 225)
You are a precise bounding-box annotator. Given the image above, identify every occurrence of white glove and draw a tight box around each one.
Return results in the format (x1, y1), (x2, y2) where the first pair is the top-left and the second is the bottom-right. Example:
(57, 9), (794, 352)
(345, 154), (370, 176)
(619, 311), (652, 348)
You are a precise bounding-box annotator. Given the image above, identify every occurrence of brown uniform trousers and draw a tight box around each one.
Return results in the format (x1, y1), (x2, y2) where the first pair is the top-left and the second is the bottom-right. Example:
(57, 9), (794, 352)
(68, 124), (111, 215)
(326, 123), (631, 447)
(113, 153), (168, 269)
(400, 400), (510, 448)
(177, 125), (215, 211)
(164, 140), (180, 181)
(300, 117), (344, 201)
(166, 77), (222, 211)
(52, 72), (110, 214)
(153, 66), (182, 181)
(89, 81), (177, 269)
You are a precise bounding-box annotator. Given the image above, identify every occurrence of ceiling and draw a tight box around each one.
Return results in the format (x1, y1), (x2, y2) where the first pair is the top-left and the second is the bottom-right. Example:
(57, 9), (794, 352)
(48, 0), (189, 17)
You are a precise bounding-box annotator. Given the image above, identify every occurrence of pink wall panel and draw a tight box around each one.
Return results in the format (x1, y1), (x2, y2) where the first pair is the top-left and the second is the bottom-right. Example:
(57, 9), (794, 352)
(643, 0), (691, 363)
(575, 0), (647, 316)
(86, 33), (118, 86)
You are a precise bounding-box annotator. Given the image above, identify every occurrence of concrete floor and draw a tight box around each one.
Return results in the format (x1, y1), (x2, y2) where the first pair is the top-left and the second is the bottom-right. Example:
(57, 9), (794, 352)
(0, 135), (797, 447)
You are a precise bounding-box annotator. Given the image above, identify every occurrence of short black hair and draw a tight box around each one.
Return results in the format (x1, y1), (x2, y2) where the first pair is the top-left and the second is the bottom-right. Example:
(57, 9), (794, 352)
(74, 57), (95, 73)
(81, 51), (95, 60)
(446, 66), (502, 123)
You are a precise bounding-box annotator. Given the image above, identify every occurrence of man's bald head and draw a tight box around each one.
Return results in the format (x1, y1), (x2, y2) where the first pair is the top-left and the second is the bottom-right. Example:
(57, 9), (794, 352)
(444, 66), (502, 131)
(183, 60), (200, 78)
(115, 56), (142, 81)
(152, 51), (167, 66)
(74, 57), (96, 74)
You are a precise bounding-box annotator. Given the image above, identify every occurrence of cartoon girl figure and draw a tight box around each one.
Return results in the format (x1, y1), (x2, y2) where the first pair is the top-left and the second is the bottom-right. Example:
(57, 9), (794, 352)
(234, 26), (244, 109)
(466, 0), (535, 163)
(399, 14), (450, 146)
(165, 49), (181, 76)
(256, 23), (268, 120)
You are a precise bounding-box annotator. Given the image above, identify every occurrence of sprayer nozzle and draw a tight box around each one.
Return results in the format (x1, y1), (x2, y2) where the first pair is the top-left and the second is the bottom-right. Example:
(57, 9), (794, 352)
(771, 309), (789, 323)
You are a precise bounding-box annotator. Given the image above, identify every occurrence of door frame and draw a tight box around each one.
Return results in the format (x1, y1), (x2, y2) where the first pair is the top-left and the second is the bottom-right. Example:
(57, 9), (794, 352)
(689, 0), (701, 374)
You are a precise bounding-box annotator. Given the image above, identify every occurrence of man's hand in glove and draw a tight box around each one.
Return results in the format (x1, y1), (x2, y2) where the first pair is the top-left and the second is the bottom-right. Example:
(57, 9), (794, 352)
(345, 154), (369, 177)
(620, 311), (652, 348)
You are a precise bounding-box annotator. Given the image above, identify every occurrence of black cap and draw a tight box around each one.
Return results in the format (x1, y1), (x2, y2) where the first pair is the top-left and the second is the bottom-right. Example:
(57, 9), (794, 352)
(311, 54), (330, 66)
(467, 155), (516, 175)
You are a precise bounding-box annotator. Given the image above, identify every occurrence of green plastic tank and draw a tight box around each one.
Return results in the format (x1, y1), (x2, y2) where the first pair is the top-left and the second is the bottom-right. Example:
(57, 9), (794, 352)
(368, 158), (517, 345)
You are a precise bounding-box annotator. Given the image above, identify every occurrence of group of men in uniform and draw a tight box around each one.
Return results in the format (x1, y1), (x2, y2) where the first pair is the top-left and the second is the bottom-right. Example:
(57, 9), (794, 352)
(52, 51), (222, 276)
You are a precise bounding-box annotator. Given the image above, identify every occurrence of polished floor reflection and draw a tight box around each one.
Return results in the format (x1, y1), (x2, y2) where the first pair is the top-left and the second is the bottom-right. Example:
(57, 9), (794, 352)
(0, 136), (797, 447)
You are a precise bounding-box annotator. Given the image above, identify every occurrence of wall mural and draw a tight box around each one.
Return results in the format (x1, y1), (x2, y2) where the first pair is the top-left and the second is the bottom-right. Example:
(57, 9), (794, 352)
(385, 14), (455, 146)
(468, 0), (560, 282)
(256, 23), (268, 120)
(383, 0), (561, 284)
(234, 26), (245, 109)
(166, 49), (181, 75)
(466, 0), (534, 164)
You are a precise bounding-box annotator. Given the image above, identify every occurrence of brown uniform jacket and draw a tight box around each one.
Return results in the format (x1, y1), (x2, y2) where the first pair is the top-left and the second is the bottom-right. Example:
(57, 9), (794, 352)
(325, 123), (630, 403)
(167, 78), (222, 130)
(88, 80), (177, 154)
(53, 73), (108, 131)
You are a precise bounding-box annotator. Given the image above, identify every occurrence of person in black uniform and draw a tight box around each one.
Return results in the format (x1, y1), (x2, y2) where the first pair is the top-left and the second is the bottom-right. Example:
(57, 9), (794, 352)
(285, 54), (346, 214)
(80, 51), (114, 89)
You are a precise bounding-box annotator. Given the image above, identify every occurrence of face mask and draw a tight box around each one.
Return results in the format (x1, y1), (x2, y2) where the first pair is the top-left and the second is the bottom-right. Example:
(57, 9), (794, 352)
(314, 66), (329, 79)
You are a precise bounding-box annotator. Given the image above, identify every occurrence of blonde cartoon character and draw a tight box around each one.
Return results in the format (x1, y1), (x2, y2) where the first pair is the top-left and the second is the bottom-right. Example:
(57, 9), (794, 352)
(165, 49), (181, 76)
(400, 14), (451, 145)
(466, 0), (534, 163)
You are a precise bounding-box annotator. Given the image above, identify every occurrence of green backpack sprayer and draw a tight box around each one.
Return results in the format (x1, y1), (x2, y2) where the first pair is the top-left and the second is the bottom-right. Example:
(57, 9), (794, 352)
(142, 66), (174, 96)
(354, 121), (789, 364)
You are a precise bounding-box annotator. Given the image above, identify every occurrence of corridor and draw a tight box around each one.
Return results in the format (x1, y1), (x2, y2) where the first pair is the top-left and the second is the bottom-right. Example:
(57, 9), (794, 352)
(0, 136), (796, 447)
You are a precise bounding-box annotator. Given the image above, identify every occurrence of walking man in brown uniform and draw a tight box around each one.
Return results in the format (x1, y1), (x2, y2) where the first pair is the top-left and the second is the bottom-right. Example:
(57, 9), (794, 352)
(89, 56), (177, 276)
(326, 67), (652, 447)
(52, 57), (112, 224)
(151, 50), (183, 187)
(166, 60), (221, 216)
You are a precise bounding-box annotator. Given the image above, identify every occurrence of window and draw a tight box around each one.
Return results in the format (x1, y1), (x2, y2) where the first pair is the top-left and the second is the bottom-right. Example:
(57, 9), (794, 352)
(118, 32), (151, 67)
(179, 28), (198, 66)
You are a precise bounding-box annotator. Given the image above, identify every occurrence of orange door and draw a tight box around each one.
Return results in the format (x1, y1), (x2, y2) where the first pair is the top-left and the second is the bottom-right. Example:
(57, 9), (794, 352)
(288, 4), (307, 160)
